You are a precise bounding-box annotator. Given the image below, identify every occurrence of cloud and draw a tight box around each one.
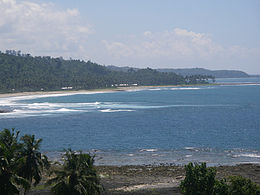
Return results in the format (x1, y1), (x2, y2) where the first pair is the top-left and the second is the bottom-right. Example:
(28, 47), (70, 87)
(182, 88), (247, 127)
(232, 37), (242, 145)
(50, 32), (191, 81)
(0, 0), (92, 58)
(102, 28), (260, 69)
(0, 1), (259, 73)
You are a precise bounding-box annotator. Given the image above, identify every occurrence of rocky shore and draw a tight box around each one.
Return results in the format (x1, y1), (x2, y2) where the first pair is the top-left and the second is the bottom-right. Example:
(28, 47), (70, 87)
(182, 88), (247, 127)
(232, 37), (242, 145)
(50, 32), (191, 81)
(29, 163), (260, 195)
(97, 164), (260, 195)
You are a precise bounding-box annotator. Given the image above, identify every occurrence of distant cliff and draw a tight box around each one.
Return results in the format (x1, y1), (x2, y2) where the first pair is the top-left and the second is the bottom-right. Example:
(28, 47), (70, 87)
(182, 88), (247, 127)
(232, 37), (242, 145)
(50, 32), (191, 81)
(157, 68), (249, 78)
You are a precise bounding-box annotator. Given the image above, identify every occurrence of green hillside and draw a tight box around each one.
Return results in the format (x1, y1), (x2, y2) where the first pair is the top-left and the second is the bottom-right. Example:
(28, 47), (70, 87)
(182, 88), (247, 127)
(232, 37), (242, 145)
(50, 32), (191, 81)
(0, 51), (213, 92)
(157, 68), (249, 78)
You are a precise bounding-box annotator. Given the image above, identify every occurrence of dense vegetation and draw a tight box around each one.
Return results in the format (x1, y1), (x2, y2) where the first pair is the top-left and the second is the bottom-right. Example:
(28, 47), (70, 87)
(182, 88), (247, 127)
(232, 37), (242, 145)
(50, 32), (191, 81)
(180, 162), (260, 195)
(0, 128), (49, 194)
(0, 51), (214, 93)
(157, 68), (249, 78)
(0, 128), (102, 195)
(107, 65), (249, 78)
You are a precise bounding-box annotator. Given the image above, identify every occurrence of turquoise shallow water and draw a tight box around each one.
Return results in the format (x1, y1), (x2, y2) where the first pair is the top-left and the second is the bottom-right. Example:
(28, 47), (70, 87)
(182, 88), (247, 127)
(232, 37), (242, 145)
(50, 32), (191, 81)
(0, 78), (260, 165)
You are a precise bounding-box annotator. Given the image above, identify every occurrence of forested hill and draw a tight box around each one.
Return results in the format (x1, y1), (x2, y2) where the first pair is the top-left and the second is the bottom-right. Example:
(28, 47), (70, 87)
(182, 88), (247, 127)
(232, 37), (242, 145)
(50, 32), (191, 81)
(107, 66), (249, 78)
(157, 68), (249, 78)
(0, 51), (214, 92)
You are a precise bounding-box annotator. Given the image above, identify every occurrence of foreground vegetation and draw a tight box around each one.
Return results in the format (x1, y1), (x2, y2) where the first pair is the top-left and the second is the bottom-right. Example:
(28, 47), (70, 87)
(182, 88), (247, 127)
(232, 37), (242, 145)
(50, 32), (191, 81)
(180, 162), (260, 195)
(1, 128), (259, 194)
(0, 128), (102, 194)
(0, 128), (49, 194)
(47, 149), (102, 195)
(0, 51), (214, 93)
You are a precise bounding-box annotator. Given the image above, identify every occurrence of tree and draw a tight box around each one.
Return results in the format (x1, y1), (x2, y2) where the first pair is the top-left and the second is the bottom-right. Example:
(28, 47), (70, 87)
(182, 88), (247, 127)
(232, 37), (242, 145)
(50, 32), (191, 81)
(0, 129), (30, 194)
(47, 149), (102, 195)
(0, 52), (211, 93)
(18, 134), (49, 194)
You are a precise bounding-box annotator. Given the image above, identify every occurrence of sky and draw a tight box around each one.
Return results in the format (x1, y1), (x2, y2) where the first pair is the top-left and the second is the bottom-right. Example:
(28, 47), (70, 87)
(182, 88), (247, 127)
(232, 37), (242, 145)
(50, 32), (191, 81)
(0, 0), (260, 74)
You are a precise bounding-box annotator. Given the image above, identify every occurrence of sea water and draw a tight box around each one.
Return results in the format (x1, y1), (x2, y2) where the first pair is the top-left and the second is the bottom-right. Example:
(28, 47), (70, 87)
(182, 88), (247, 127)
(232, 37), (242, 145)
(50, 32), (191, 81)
(0, 78), (260, 166)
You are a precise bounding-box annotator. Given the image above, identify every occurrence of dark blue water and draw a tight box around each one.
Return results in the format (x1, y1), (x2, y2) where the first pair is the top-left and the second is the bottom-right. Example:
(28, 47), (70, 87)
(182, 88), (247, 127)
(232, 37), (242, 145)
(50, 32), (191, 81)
(0, 80), (260, 165)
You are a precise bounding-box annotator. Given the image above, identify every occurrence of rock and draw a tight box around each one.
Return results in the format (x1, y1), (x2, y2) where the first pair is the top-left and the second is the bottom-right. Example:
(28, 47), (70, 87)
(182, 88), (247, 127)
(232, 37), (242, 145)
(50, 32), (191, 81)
(0, 109), (11, 113)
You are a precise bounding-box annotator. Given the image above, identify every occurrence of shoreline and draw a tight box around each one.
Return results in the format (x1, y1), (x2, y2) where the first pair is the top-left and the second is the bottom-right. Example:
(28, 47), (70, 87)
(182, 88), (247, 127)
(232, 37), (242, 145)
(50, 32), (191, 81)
(0, 87), (121, 98)
(1, 82), (260, 99)
(0, 85), (198, 99)
(42, 148), (260, 168)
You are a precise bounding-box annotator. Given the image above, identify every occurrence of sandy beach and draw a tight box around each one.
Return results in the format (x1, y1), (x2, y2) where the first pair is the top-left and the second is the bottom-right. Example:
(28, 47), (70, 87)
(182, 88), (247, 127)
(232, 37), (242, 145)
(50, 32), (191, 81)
(0, 84), (210, 99)
(0, 85), (171, 99)
(1, 82), (259, 99)
(0, 88), (121, 98)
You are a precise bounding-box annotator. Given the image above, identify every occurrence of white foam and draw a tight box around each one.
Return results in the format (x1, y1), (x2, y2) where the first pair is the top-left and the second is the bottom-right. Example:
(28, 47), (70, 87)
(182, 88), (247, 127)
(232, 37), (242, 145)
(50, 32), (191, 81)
(140, 149), (158, 152)
(0, 106), (84, 118)
(99, 109), (134, 113)
(237, 161), (260, 164)
(126, 88), (146, 92)
(148, 88), (161, 91)
(184, 147), (195, 150)
(171, 87), (200, 90)
(26, 102), (62, 109)
(0, 93), (111, 118)
(78, 102), (100, 105)
(56, 108), (79, 112)
(233, 153), (260, 158)
(184, 147), (199, 152)
(0, 93), (235, 119)
(0, 91), (112, 109)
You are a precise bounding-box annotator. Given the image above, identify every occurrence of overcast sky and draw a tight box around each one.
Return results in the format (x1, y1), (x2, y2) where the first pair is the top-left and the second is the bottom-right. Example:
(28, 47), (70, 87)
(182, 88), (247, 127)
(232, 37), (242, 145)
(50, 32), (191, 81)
(0, 0), (260, 74)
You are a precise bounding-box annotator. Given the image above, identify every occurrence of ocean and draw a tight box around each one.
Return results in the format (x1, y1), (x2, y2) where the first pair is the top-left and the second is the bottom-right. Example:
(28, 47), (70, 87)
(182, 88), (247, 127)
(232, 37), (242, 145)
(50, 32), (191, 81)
(0, 78), (260, 166)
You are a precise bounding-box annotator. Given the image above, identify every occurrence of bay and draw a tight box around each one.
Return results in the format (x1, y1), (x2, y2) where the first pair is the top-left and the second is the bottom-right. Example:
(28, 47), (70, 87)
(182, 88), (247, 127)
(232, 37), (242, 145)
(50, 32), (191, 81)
(0, 78), (260, 165)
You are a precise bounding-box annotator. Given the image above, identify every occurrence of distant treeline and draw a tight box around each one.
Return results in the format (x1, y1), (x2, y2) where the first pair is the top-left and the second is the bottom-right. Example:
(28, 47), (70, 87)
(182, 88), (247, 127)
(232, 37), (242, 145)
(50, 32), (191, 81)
(0, 50), (214, 92)
(157, 68), (249, 78)
(107, 65), (249, 78)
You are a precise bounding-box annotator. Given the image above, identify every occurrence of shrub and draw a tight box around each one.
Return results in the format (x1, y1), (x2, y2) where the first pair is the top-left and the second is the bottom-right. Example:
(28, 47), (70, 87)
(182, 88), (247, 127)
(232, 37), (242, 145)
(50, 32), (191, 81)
(213, 178), (229, 195)
(180, 162), (216, 195)
(228, 175), (260, 195)
(180, 162), (260, 195)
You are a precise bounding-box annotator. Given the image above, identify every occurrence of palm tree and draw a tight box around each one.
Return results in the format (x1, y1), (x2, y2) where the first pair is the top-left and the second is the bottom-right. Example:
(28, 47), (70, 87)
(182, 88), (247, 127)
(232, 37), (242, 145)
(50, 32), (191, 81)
(18, 134), (49, 194)
(0, 128), (30, 194)
(47, 149), (102, 195)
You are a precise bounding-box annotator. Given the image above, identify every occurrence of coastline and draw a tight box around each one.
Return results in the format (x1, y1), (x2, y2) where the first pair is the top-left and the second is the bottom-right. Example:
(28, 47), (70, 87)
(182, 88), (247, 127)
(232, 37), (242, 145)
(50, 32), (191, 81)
(1, 82), (260, 194)
(1, 82), (260, 167)
(1, 82), (260, 99)
(0, 83), (222, 99)
(0, 88), (121, 98)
